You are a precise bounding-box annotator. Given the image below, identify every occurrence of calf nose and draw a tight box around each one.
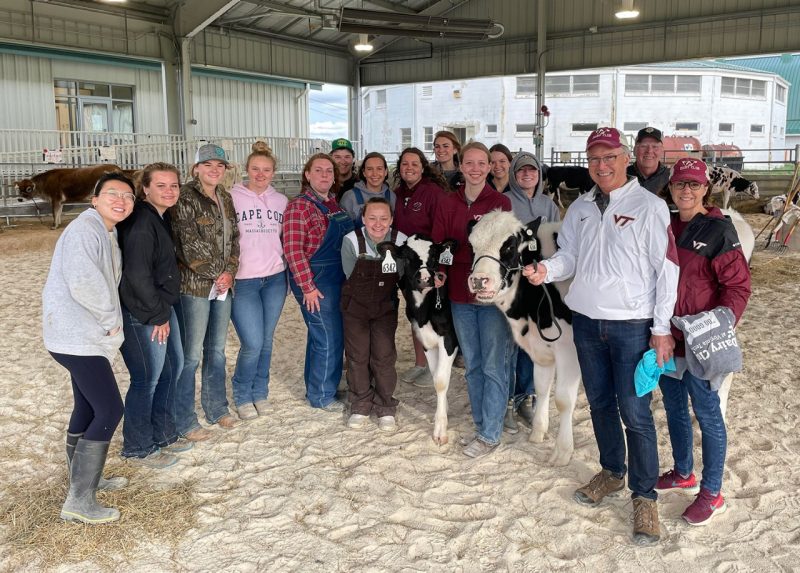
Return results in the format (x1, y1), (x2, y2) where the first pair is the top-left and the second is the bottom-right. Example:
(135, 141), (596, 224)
(469, 275), (489, 293)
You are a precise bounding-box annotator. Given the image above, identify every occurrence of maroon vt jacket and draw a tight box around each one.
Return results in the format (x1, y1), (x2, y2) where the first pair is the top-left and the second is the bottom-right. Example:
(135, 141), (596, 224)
(432, 183), (512, 304)
(670, 206), (752, 356)
(394, 177), (446, 238)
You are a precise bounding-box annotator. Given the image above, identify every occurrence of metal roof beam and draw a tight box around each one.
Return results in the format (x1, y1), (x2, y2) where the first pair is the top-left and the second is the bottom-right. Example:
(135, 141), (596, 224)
(177, 1), (242, 38)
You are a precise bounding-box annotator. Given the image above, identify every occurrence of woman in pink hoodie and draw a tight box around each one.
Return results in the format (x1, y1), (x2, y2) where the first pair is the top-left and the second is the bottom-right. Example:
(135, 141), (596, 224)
(229, 142), (289, 420)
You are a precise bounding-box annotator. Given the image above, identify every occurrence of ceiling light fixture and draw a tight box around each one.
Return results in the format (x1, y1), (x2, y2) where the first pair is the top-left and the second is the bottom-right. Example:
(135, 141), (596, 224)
(354, 33), (373, 52)
(615, 0), (640, 19)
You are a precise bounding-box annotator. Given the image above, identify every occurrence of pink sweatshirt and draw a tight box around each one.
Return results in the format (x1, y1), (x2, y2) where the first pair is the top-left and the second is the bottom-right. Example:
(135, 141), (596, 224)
(230, 182), (288, 280)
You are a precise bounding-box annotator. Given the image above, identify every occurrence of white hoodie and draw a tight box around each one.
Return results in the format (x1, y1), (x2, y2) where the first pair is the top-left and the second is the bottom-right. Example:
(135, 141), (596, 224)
(541, 178), (679, 335)
(229, 182), (288, 279)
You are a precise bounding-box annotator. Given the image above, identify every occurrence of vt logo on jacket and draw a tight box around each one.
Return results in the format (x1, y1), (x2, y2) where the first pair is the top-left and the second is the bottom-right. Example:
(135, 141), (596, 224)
(613, 214), (636, 228)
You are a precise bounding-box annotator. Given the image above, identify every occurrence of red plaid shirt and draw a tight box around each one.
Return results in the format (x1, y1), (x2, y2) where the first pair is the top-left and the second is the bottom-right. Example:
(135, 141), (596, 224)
(284, 189), (343, 293)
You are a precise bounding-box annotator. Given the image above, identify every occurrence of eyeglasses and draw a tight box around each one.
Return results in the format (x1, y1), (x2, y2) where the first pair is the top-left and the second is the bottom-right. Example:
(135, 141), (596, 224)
(587, 153), (624, 166)
(100, 190), (136, 202)
(671, 181), (704, 191)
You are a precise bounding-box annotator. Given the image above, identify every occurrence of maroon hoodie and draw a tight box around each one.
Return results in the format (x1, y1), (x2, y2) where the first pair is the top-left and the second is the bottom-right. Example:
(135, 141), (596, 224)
(670, 206), (751, 356)
(394, 177), (446, 238)
(432, 183), (511, 304)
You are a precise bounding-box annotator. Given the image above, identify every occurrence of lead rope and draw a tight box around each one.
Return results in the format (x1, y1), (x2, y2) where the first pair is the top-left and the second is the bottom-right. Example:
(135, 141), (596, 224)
(435, 287), (442, 310)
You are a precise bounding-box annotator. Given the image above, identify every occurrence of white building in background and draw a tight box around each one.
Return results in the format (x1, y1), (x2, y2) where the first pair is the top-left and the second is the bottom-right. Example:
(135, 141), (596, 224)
(360, 62), (790, 168)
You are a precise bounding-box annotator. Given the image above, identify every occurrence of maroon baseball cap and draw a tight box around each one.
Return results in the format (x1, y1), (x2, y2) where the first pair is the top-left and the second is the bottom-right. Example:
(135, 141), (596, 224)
(586, 127), (623, 151)
(670, 158), (709, 185)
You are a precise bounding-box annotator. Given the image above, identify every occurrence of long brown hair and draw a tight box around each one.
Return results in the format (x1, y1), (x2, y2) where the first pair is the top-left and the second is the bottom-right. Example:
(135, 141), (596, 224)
(434, 130), (462, 166)
(392, 147), (447, 190)
(302, 153), (340, 197)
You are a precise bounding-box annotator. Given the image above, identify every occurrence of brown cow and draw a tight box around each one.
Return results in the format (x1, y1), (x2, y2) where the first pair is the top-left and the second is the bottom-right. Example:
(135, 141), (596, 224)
(15, 164), (124, 229)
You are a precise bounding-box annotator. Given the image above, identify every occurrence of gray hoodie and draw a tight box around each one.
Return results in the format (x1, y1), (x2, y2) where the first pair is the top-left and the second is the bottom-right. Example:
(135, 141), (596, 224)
(42, 208), (124, 362)
(339, 181), (396, 224)
(505, 152), (561, 225)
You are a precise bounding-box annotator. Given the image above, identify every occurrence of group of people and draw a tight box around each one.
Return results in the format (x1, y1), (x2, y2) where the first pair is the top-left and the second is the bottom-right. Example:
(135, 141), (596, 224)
(42, 126), (751, 547)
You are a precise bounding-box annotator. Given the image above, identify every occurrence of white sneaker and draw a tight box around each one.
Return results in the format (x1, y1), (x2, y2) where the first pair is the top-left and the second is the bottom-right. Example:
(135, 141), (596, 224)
(377, 416), (397, 432)
(347, 413), (370, 429)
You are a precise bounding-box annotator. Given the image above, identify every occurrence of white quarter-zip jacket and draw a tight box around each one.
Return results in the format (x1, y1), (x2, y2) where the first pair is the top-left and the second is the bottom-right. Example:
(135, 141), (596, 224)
(541, 178), (679, 335)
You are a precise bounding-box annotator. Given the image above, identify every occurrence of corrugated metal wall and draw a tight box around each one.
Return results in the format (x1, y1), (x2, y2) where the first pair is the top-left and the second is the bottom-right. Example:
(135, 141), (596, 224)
(191, 74), (309, 138)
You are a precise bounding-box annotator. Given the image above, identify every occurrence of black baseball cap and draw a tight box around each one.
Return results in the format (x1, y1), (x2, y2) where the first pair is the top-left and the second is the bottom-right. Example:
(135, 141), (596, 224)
(636, 127), (662, 143)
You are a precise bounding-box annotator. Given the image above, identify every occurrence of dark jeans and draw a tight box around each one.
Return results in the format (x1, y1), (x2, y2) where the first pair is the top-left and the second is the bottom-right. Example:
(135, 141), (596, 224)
(342, 298), (399, 417)
(572, 313), (658, 500)
(659, 368), (727, 493)
(50, 352), (124, 441)
(230, 272), (287, 407)
(119, 307), (184, 458)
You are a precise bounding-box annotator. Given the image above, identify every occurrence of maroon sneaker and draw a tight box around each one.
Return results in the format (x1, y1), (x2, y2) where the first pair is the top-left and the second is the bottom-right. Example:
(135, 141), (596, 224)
(655, 469), (700, 494)
(682, 488), (727, 526)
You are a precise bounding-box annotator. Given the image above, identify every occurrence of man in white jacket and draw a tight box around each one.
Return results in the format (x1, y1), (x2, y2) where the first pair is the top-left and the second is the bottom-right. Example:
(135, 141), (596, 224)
(524, 127), (679, 546)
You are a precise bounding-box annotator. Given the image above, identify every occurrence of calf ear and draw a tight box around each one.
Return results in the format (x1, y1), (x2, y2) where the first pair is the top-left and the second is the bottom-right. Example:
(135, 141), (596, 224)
(524, 216), (543, 238)
(466, 219), (478, 237)
(376, 241), (398, 257)
(438, 238), (458, 253)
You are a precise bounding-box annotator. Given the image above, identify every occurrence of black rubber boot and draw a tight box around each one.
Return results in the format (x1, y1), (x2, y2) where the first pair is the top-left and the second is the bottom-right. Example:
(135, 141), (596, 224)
(516, 396), (535, 429)
(66, 432), (127, 491)
(503, 400), (519, 434)
(60, 439), (120, 524)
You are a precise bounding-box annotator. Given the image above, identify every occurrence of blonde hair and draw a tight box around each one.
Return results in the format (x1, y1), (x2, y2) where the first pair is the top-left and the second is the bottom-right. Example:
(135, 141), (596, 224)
(246, 140), (277, 170)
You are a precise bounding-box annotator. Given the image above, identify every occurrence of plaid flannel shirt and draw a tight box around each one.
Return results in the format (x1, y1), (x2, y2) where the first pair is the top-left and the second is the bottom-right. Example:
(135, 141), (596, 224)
(283, 189), (342, 293)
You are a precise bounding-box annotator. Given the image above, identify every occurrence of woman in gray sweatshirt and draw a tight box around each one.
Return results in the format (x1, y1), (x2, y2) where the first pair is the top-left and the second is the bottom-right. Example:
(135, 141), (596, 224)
(42, 171), (134, 525)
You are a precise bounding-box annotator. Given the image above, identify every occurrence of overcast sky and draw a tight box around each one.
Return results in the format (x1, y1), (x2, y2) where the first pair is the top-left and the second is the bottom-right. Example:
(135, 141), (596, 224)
(309, 83), (349, 140)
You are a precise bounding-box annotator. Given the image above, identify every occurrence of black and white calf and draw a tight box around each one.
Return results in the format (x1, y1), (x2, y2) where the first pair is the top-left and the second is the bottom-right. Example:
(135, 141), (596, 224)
(708, 166), (759, 209)
(468, 211), (581, 466)
(388, 235), (459, 445)
(544, 165), (594, 207)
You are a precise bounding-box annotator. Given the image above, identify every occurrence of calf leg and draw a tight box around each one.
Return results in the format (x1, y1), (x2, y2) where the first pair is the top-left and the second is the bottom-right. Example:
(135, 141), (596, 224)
(722, 188), (731, 210)
(52, 197), (64, 230)
(427, 342), (456, 445)
(529, 361), (555, 444)
(549, 344), (581, 466)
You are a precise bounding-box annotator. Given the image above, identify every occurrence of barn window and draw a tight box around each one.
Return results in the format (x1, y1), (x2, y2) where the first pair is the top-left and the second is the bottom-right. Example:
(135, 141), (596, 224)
(572, 75), (600, 94)
(625, 75), (649, 93)
(572, 123), (598, 133)
(376, 89), (387, 107)
(623, 122), (647, 132)
(54, 79), (135, 133)
(750, 124), (765, 134)
(676, 76), (701, 94)
(363, 93), (370, 110)
(545, 76), (570, 96)
(486, 124), (498, 134)
(400, 128), (412, 149)
(423, 127), (434, 151)
(776, 84), (787, 103)
(515, 123), (536, 135)
(651, 75), (675, 93)
(675, 122), (699, 132)
(516, 76), (536, 97)
(718, 123), (734, 133)
(722, 77), (767, 99)
(421, 85), (433, 98)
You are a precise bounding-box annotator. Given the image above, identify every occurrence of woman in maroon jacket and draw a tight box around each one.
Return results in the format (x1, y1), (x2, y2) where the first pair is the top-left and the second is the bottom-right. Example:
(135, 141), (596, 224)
(392, 147), (448, 387)
(655, 158), (751, 526)
(432, 142), (513, 458)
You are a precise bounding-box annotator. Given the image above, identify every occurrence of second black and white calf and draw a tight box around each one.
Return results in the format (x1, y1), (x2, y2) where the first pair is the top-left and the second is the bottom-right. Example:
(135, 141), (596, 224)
(389, 235), (459, 445)
(468, 210), (581, 466)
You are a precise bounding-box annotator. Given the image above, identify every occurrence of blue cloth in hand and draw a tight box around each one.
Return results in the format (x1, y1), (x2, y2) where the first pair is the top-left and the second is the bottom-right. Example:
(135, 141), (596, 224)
(635, 349), (676, 397)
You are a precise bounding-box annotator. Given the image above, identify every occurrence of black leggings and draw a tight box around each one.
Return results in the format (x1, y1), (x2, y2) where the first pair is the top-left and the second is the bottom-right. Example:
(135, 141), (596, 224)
(50, 352), (124, 441)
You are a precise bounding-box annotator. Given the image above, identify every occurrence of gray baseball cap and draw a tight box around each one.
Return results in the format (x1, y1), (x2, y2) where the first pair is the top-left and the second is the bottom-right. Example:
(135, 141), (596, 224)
(195, 143), (229, 165)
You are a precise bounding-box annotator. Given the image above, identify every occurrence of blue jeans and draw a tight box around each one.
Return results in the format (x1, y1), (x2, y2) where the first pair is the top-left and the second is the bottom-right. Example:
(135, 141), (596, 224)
(119, 307), (184, 457)
(508, 346), (534, 407)
(451, 302), (514, 445)
(572, 313), (658, 500)
(659, 369), (727, 493)
(289, 279), (344, 408)
(174, 294), (232, 433)
(230, 272), (287, 407)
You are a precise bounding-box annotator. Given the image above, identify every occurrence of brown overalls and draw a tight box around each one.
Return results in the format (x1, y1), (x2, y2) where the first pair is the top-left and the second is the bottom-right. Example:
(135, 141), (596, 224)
(340, 227), (401, 416)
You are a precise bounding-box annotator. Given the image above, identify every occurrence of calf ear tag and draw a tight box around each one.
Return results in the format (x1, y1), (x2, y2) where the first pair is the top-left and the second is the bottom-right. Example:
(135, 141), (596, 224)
(382, 251), (397, 274)
(439, 247), (453, 265)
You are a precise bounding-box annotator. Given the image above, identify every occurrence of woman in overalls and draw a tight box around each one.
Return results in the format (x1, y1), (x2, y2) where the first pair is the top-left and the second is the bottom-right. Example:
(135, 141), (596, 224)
(284, 153), (355, 411)
(340, 197), (407, 431)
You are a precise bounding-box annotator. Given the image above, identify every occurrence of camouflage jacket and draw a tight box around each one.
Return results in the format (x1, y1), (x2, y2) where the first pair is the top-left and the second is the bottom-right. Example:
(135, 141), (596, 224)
(171, 179), (240, 297)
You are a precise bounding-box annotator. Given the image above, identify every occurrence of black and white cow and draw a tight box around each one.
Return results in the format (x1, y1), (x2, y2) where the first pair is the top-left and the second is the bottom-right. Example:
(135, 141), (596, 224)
(387, 235), (459, 445)
(468, 211), (581, 466)
(544, 165), (594, 207)
(708, 166), (759, 209)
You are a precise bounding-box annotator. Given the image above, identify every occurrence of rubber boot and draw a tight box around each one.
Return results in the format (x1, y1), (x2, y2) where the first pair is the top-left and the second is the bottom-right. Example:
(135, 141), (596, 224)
(60, 439), (121, 524)
(516, 396), (535, 429)
(67, 432), (127, 490)
(503, 400), (519, 434)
